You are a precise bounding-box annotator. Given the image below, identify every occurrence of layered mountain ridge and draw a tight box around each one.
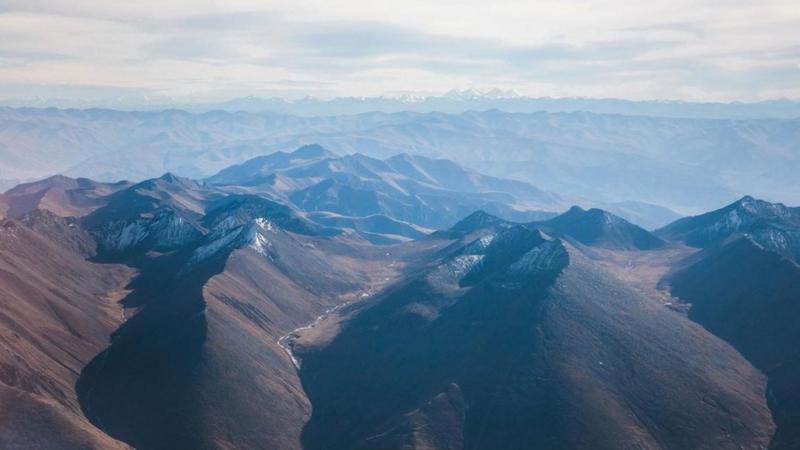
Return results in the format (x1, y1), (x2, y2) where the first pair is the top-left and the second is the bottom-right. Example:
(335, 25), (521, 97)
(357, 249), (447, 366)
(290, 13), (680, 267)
(207, 144), (562, 233)
(1, 152), (799, 449)
(3, 107), (797, 214)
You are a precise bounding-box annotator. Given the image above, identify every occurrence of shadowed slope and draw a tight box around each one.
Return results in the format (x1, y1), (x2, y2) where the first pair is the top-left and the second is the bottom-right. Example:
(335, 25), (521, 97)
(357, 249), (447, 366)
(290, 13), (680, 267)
(670, 236), (800, 449)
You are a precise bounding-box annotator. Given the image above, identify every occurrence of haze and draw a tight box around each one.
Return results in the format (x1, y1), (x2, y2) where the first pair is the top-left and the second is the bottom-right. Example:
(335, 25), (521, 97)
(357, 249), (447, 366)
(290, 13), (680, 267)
(1, 0), (799, 102)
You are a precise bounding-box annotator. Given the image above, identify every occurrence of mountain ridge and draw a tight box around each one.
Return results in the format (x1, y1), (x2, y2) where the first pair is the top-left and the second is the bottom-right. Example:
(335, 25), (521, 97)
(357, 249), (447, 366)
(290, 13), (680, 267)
(2, 107), (797, 213)
(657, 195), (800, 261)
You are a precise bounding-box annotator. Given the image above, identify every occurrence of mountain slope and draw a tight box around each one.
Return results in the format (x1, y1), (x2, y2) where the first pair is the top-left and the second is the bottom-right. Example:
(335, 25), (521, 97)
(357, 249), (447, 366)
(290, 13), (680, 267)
(0, 193), (8, 218)
(0, 213), (133, 449)
(296, 224), (773, 450)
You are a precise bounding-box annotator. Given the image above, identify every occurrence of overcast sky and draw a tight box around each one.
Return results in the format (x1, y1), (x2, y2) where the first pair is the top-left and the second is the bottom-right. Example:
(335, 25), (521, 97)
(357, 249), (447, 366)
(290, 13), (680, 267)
(1, 0), (799, 102)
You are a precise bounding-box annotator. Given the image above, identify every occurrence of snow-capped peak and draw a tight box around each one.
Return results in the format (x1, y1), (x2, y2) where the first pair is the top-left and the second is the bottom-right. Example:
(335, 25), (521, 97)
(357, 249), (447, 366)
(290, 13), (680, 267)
(442, 88), (520, 100)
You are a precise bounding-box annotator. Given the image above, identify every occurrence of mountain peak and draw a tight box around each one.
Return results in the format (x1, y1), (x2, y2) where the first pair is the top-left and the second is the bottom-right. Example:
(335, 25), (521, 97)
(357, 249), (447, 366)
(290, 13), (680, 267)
(5, 174), (78, 195)
(158, 172), (180, 182)
(388, 152), (417, 162)
(442, 88), (519, 100)
(738, 195), (756, 204)
(730, 195), (793, 218)
(535, 206), (664, 250)
(291, 144), (335, 159)
(449, 210), (509, 233)
(734, 195), (761, 212)
(657, 195), (800, 259)
(560, 206), (621, 225)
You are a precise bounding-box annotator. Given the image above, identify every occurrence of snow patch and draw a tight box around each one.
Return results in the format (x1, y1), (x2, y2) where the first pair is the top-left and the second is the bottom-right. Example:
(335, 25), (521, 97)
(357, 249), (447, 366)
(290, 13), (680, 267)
(254, 217), (275, 233)
(188, 226), (242, 264)
(97, 213), (199, 253)
(433, 254), (485, 285)
(465, 233), (495, 252)
(508, 240), (566, 276)
(184, 217), (279, 268)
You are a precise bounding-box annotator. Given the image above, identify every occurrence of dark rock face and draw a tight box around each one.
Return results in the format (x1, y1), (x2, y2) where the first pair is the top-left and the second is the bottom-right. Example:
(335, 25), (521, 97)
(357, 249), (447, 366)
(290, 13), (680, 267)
(76, 243), (217, 449)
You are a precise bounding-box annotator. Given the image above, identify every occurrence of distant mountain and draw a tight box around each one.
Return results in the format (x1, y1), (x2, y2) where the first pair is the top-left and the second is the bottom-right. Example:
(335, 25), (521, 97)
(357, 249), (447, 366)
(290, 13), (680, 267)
(2, 152), (558, 248)
(533, 206), (666, 250)
(307, 211), (430, 244)
(208, 144), (338, 185)
(208, 145), (561, 233)
(8, 93), (800, 119)
(197, 94), (800, 119)
(657, 196), (800, 261)
(1, 175), (131, 219)
(447, 210), (514, 235)
(296, 221), (773, 450)
(2, 107), (798, 214)
(602, 200), (682, 230)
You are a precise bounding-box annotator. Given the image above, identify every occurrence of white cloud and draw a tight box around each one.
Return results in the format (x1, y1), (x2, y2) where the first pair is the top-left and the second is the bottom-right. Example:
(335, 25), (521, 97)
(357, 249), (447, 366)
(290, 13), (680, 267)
(0, 0), (798, 101)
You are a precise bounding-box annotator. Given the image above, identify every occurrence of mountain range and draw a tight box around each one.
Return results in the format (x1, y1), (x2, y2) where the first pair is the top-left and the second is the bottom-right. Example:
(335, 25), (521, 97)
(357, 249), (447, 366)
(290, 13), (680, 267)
(207, 144), (561, 234)
(1, 107), (797, 215)
(6, 92), (800, 119)
(1, 145), (799, 449)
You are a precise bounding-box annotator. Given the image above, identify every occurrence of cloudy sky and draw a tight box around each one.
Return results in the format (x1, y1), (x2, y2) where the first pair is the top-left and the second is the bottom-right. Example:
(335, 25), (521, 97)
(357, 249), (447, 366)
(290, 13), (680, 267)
(1, 0), (799, 102)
